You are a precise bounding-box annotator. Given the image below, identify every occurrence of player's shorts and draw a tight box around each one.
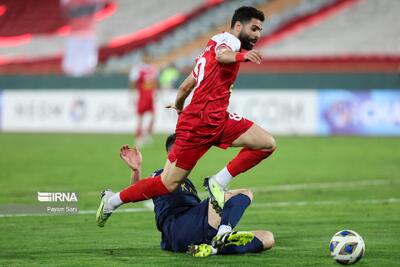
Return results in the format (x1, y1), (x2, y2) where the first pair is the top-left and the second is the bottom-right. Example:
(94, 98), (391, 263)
(168, 112), (253, 170)
(160, 199), (217, 252)
(137, 96), (154, 115)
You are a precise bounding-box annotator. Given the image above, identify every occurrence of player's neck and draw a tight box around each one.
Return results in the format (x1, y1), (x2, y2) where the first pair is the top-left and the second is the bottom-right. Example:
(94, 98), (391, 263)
(228, 29), (239, 38)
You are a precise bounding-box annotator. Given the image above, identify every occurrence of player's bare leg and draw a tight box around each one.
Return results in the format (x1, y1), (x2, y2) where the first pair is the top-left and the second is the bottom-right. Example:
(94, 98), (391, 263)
(145, 111), (155, 144)
(231, 123), (276, 150)
(147, 112), (154, 136)
(135, 114), (144, 146)
(160, 160), (192, 192)
(206, 123), (275, 212)
(251, 230), (275, 250)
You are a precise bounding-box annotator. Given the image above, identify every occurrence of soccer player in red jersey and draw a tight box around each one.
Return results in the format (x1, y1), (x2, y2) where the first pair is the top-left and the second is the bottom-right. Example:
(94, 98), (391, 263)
(129, 55), (158, 146)
(97, 6), (276, 232)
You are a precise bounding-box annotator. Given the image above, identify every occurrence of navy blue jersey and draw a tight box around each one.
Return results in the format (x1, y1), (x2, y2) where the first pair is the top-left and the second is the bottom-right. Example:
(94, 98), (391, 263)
(151, 169), (201, 230)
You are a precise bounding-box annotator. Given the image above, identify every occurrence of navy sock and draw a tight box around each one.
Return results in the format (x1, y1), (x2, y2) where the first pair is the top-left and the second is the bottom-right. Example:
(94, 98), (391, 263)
(220, 193), (251, 228)
(217, 236), (264, 255)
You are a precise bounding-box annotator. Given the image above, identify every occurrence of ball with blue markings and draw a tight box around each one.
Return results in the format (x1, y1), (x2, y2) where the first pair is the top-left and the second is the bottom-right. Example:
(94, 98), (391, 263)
(329, 230), (365, 265)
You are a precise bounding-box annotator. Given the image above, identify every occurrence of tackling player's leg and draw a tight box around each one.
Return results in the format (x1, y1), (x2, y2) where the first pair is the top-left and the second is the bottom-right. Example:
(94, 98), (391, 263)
(189, 189), (275, 257)
(188, 231), (255, 257)
(208, 189), (253, 236)
(216, 230), (274, 255)
(209, 189), (254, 248)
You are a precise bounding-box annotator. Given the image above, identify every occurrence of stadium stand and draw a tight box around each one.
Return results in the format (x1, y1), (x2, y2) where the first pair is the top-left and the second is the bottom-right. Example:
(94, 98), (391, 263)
(0, 0), (205, 73)
(104, 0), (269, 72)
(253, 0), (400, 72)
(149, 0), (338, 71)
(261, 0), (400, 57)
(0, 0), (399, 74)
(0, 0), (203, 58)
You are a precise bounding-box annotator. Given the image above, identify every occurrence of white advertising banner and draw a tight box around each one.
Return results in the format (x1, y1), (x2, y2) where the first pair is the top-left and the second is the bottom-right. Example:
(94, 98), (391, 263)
(1, 89), (318, 134)
(228, 90), (318, 135)
(1, 90), (178, 133)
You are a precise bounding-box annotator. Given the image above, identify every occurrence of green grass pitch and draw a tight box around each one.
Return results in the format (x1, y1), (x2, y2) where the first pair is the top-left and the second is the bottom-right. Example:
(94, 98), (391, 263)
(0, 133), (399, 266)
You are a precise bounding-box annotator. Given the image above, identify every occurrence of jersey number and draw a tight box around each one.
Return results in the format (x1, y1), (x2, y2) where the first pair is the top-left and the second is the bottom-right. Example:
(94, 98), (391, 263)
(229, 112), (242, 121)
(194, 57), (206, 90)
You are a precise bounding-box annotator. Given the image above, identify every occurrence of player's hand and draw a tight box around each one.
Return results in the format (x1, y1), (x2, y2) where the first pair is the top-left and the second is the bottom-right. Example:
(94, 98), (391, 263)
(165, 104), (182, 114)
(119, 145), (142, 171)
(244, 50), (263, 64)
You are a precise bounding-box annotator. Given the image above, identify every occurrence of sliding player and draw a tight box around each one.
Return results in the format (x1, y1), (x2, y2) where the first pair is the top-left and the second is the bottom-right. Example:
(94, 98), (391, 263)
(100, 134), (274, 257)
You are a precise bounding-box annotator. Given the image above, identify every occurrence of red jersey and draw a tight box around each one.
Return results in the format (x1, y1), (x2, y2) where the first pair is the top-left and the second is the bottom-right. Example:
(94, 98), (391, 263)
(177, 32), (241, 137)
(130, 63), (158, 97)
(130, 63), (158, 113)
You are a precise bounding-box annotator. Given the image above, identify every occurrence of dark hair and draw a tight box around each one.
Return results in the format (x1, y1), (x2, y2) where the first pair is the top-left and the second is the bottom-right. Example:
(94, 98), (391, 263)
(165, 133), (176, 152)
(231, 6), (265, 28)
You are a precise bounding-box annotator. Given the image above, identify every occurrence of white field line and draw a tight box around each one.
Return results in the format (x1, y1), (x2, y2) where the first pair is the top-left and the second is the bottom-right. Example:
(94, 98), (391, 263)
(0, 179), (399, 218)
(1, 198), (399, 218)
(0, 207), (151, 218)
(196, 178), (399, 198)
(251, 198), (400, 208)
(250, 179), (398, 193)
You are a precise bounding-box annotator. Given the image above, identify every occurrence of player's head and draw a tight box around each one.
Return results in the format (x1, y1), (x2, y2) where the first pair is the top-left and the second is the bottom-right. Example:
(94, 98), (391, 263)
(231, 6), (264, 50)
(142, 53), (151, 64)
(165, 133), (176, 153)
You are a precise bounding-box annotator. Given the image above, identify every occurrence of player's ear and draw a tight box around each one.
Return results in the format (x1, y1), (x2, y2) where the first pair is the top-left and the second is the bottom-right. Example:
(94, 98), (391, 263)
(233, 21), (243, 32)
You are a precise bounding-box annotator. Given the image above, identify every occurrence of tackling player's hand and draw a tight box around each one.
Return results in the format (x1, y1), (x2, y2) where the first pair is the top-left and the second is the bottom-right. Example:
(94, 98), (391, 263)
(244, 50), (263, 64)
(165, 104), (182, 114)
(119, 145), (142, 171)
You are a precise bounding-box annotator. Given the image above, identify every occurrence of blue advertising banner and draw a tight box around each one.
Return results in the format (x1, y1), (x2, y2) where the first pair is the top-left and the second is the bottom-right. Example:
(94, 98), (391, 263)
(318, 90), (400, 135)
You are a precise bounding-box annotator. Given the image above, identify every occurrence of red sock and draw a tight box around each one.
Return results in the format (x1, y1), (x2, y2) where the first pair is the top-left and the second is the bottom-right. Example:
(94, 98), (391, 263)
(227, 147), (275, 177)
(119, 176), (170, 203)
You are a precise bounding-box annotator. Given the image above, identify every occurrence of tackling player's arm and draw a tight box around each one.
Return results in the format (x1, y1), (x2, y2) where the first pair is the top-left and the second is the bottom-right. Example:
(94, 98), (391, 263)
(216, 48), (263, 64)
(166, 74), (196, 113)
(130, 164), (140, 185)
(119, 145), (143, 184)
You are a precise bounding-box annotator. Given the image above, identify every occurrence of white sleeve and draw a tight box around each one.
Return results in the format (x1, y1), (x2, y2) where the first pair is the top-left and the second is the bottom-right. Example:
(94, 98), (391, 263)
(212, 32), (241, 53)
(129, 66), (140, 81)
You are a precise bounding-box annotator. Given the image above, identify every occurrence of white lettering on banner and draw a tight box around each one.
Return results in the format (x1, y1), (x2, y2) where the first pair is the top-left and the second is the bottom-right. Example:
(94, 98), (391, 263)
(1, 89), (317, 134)
(228, 90), (318, 135)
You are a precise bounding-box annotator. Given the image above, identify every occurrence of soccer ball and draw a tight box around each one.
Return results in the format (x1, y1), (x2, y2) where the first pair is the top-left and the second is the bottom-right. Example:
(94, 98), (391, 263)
(329, 230), (365, 265)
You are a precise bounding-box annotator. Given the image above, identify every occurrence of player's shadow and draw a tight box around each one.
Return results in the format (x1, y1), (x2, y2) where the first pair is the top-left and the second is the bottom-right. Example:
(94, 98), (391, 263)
(62, 247), (186, 259)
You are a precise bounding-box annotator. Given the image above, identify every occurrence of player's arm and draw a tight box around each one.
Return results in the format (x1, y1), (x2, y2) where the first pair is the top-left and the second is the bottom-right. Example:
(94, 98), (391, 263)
(166, 74), (196, 113)
(129, 66), (139, 91)
(119, 145), (142, 184)
(130, 165), (141, 185)
(129, 80), (136, 90)
(216, 48), (263, 64)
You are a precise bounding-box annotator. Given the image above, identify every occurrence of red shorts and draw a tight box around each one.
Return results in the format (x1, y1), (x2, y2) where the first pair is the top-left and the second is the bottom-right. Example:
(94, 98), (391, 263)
(137, 96), (154, 115)
(168, 112), (253, 170)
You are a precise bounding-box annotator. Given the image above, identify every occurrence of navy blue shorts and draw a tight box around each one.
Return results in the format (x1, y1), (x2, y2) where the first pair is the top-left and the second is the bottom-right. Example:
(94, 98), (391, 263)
(160, 199), (218, 252)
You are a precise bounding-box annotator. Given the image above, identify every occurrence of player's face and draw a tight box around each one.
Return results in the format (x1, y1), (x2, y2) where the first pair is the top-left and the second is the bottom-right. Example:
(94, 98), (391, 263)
(238, 18), (263, 50)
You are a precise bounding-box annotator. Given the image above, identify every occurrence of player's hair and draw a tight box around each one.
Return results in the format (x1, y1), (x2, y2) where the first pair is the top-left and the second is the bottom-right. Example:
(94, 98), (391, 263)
(165, 133), (176, 152)
(230, 6), (265, 28)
